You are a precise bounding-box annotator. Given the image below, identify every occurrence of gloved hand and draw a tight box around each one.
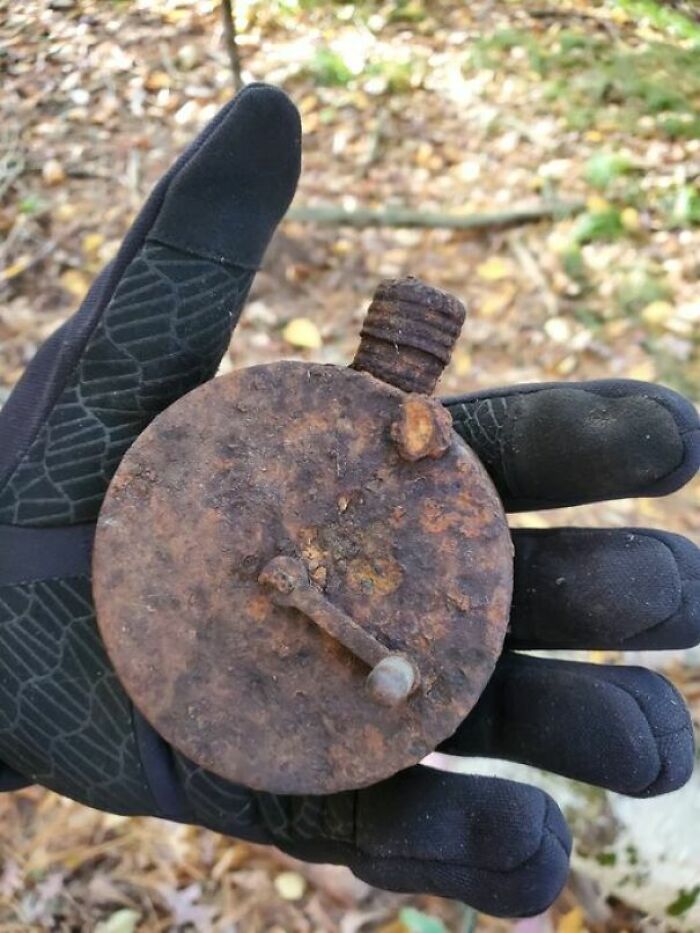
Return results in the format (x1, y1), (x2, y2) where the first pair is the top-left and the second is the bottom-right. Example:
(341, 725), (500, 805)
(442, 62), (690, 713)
(1, 84), (699, 919)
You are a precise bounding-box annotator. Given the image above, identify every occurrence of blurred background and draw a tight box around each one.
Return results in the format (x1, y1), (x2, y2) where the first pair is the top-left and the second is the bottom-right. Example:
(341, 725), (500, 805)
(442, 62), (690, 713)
(1, 0), (699, 929)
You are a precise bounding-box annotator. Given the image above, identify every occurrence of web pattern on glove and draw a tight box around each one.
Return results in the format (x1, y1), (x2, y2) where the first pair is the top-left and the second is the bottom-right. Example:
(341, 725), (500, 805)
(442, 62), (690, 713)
(175, 755), (356, 844)
(0, 572), (359, 846)
(0, 243), (254, 526)
(447, 396), (510, 483)
(0, 576), (154, 813)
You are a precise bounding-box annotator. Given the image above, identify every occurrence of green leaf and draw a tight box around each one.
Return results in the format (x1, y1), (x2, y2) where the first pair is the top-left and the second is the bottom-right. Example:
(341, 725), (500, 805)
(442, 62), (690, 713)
(671, 185), (700, 225)
(667, 886), (700, 917)
(307, 47), (354, 87)
(571, 208), (625, 245)
(584, 152), (632, 190)
(615, 269), (670, 315)
(399, 907), (449, 933)
(596, 850), (617, 866)
(19, 195), (47, 215)
(562, 246), (588, 284)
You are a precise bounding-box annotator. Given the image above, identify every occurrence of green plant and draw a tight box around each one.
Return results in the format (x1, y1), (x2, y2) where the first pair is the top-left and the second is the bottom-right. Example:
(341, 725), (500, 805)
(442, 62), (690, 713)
(562, 246), (592, 287)
(551, 42), (700, 135)
(584, 151), (633, 190)
(614, 0), (700, 43)
(306, 46), (354, 86)
(467, 23), (700, 141)
(366, 57), (417, 92)
(571, 207), (625, 245)
(659, 113), (700, 140)
(670, 185), (700, 226)
(18, 195), (47, 215)
(646, 342), (700, 398)
(387, 0), (427, 23)
(616, 269), (670, 315)
(667, 885), (700, 917)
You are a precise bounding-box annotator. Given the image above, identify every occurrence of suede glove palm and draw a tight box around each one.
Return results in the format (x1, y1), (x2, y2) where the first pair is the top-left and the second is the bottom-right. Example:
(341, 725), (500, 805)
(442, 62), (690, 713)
(0, 86), (699, 919)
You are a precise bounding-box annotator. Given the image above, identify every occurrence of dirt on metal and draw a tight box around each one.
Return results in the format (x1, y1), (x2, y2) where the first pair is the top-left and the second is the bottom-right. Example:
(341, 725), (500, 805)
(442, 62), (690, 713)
(93, 278), (513, 796)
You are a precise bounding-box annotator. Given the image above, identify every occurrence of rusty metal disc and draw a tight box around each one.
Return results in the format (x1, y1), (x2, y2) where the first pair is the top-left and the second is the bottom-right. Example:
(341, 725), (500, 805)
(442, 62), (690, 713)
(94, 361), (513, 795)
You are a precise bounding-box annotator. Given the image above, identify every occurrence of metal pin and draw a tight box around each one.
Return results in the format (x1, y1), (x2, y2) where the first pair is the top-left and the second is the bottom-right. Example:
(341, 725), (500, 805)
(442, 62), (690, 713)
(258, 556), (419, 706)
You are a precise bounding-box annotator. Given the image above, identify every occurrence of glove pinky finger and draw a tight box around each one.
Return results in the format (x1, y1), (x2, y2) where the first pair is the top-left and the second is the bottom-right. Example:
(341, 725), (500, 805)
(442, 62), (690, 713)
(284, 767), (571, 918)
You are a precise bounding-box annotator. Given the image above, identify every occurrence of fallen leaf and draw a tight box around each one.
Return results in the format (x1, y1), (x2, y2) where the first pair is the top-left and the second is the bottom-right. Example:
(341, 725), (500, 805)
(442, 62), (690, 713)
(556, 906), (586, 933)
(274, 870), (306, 901)
(94, 909), (141, 933)
(585, 194), (610, 214)
(1, 256), (31, 281)
(555, 354), (577, 376)
(476, 256), (512, 281)
(42, 159), (66, 186)
(176, 44), (201, 70)
(626, 359), (656, 381)
(544, 317), (571, 343)
(452, 349), (471, 376)
(55, 201), (79, 221)
(82, 232), (105, 258)
(375, 922), (405, 933)
(59, 269), (91, 300)
(620, 207), (640, 231)
(157, 882), (217, 930)
(479, 283), (516, 317)
(282, 317), (322, 349)
(641, 300), (673, 326)
(145, 70), (170, 91)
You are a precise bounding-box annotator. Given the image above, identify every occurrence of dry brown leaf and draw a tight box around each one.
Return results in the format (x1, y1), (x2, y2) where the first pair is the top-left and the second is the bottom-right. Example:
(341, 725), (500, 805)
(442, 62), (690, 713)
(476, 257), (512, 282)
(42, 159), (66, 186)
(59, 269), (91, 300)
(282, 317), (322, 349)
(274, 871), (307, 901)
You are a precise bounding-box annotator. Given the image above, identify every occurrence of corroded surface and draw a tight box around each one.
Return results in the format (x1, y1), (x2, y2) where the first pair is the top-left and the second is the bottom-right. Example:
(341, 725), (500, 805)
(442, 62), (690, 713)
(94, 362), (512, 795)
(390, 395), (454, 461)
(351, 275), (466, 395)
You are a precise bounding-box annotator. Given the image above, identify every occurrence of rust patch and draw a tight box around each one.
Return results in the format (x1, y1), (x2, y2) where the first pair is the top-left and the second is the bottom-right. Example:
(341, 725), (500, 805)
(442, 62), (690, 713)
(390, 394), (453, 461)
(346, 555), (403, 597)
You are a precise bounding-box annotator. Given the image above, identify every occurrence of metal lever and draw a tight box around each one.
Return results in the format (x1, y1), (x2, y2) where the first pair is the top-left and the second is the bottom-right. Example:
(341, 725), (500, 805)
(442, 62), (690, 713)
(259, 556), (419, 706)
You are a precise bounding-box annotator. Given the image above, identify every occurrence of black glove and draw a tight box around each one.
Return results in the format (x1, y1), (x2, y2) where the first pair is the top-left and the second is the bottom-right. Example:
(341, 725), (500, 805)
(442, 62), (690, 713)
(0, 84), (698, 920)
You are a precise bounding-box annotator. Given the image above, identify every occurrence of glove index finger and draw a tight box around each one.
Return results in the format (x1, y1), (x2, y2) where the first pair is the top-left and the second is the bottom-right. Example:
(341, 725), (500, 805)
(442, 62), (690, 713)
(0, 85), (301, 527)
(147, 83), (301, 270)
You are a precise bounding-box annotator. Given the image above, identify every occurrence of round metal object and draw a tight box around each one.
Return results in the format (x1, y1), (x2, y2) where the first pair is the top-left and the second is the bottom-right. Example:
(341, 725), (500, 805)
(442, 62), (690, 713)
(94, 361), (513, 795)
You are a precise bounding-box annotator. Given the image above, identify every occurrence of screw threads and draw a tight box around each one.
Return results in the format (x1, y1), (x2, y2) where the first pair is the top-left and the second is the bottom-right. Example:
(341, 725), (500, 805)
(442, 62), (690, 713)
(351, 276), (466, 395)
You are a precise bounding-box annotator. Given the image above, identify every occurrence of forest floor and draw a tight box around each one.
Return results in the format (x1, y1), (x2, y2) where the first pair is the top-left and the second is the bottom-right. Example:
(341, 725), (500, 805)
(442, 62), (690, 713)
(0, 0), (699, 929)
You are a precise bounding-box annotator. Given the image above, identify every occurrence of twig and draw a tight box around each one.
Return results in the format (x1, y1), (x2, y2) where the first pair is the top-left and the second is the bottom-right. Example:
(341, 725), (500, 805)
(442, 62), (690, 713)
(0, 147), (24, 200)
(221, 0), (243, 92)
(0, 219), (82, 292)
(528, 8), (619, 38)
(0, 239), (59, 290)
(286, 200), (584, 231)
(360, 110), (387, 176)
(508, 232), (558, 317)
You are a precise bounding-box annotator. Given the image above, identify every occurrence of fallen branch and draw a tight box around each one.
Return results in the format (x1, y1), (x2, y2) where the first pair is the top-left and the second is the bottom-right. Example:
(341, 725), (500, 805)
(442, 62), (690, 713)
(527, 8), (619, 38)
(220, 0), (243, 92)
(286, 200), (584, 231)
